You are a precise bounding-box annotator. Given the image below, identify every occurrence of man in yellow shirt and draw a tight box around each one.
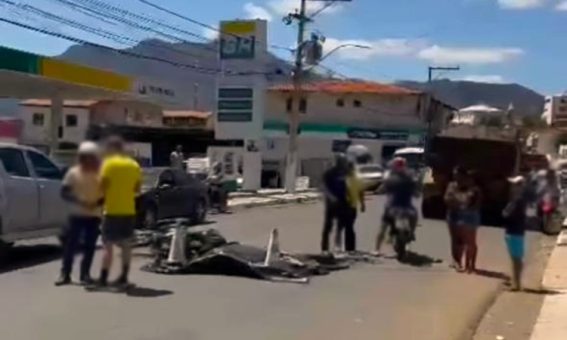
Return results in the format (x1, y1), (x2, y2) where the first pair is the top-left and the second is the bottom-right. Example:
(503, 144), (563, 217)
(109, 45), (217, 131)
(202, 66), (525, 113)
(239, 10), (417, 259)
(98, 136), (141, 287)
(335, 161), (366, 252)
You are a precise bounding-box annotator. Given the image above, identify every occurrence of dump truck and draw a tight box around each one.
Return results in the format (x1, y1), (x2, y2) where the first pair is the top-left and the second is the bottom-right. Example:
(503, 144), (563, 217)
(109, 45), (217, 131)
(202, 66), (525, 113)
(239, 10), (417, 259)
(421, 126), (548, 225)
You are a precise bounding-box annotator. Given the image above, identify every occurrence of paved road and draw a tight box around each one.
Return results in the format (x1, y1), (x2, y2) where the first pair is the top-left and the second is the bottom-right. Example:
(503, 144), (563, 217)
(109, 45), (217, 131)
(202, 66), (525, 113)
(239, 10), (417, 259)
(0, 197), (547, 340)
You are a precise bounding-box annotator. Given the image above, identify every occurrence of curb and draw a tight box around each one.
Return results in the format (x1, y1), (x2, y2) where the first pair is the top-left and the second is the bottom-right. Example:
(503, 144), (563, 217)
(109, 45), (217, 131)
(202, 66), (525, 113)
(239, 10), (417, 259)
(529, 229), (567, 340)
(228, 195), (321, 211)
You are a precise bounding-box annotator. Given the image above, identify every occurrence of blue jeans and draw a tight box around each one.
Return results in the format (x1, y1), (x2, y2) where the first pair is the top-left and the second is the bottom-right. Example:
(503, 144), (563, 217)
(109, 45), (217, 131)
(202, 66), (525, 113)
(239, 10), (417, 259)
(61, 216), (100, 278)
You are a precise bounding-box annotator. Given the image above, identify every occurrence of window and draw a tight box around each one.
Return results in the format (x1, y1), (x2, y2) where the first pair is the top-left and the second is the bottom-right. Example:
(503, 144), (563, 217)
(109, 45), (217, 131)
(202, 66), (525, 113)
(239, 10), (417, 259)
(158, 170), (176, 187)
(32, 113), (44, 126)
(65, 114), (78, 127)
(286, 98), (293, 112)
(299, 98), (307, 113)
(353, 99), (362, 108)
(286, 97), (307, 113)
(0, 148), (30, 177)
(172, 169), (192, 186)
(336, 99), (345, 107)
(27, 151), (62, 180)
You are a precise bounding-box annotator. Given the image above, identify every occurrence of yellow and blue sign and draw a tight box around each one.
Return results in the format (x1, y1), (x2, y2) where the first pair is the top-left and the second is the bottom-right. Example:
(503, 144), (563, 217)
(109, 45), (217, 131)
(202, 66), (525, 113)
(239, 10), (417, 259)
(220, 20), (256, 60)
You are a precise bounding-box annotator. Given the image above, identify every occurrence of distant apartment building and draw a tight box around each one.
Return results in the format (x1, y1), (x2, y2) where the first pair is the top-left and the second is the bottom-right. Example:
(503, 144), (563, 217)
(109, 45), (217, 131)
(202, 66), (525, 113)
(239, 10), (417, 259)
(542, 94), (567, 127)
(162, 110), (212, 130)
(450, 104), (507, 126)
(0, 117), (22, 143)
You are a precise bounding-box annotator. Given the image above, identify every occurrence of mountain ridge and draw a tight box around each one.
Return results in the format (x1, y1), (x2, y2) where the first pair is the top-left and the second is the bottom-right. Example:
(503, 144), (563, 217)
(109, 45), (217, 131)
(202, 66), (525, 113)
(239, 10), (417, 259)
(0, 40), (546, 119)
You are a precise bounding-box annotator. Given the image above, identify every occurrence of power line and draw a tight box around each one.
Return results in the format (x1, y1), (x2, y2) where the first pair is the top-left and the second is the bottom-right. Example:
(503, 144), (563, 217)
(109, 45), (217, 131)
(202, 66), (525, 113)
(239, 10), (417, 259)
(1, 0), (221, 67)
(0, 16), (224, 74)
(42, 0), (291, 75)
(0, 14), (289, 78)
(309, 0), (338, 18)
(137, 0), (293, 52)
(49, 0), (218, 53)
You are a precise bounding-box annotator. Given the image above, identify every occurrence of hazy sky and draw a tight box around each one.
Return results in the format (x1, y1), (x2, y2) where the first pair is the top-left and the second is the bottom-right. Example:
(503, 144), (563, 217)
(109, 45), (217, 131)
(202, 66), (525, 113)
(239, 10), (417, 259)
(1, 0), (566, 94)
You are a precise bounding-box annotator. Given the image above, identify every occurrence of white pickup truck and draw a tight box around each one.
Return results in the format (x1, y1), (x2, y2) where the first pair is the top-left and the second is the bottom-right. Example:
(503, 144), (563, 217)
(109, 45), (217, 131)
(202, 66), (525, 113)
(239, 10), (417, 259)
(0, 143), (68, 245)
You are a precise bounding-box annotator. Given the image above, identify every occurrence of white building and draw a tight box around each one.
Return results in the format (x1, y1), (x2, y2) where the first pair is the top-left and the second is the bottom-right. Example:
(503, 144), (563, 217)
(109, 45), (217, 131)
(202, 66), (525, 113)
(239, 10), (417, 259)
(19, 99), (94, 149)
(257, 80), (454, 187)
(542, 94), (567, 127)
(451, 104), (506, 126)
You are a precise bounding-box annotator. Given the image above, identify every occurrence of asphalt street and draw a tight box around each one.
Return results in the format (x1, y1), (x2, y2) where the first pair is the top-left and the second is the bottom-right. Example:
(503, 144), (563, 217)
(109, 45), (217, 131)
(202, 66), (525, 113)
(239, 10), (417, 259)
(0, 197), (549, 340)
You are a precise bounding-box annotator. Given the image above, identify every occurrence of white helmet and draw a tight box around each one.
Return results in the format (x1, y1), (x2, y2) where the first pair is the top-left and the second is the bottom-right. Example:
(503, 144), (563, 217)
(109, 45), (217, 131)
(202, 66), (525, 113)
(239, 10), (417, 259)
(78, 141), (100, 156)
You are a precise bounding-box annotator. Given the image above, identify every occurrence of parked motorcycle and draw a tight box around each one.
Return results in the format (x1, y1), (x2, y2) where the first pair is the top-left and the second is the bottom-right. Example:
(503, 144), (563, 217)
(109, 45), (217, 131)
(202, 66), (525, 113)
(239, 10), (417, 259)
(389, 207), (415, 260)
(540, 193), (562, 235)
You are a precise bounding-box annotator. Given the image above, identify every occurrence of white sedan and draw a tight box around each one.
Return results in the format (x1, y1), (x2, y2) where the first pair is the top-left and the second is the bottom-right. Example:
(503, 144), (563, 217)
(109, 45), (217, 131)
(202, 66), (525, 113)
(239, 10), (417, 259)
(356, 164), (385, 191)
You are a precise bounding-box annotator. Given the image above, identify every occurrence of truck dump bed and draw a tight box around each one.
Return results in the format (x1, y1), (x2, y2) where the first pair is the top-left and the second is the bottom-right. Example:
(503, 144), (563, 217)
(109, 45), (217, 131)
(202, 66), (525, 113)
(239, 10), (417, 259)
(424, 135), (517, 225)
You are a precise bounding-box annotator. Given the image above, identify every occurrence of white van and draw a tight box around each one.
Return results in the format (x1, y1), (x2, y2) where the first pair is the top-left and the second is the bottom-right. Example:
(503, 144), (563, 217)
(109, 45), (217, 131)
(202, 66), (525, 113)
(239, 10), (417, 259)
(0, 143), (68, 245)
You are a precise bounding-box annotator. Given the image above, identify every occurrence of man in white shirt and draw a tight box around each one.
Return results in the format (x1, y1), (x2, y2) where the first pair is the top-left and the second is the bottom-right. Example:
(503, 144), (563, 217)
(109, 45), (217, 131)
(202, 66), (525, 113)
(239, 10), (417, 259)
(170, 145), (184, 170)
(55, 141), (103, 286)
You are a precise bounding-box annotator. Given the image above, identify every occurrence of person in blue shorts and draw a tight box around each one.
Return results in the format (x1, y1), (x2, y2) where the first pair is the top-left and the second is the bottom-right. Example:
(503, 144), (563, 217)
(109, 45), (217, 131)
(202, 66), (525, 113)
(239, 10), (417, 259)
(445, 167), (482, 273)
(503, 175), (529, 291)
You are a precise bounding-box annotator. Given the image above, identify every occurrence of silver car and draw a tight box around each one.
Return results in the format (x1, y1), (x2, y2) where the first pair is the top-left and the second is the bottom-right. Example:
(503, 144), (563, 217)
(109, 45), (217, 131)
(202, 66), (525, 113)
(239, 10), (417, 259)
(0, 143), (68, 246)
(356, 164), (385, 191)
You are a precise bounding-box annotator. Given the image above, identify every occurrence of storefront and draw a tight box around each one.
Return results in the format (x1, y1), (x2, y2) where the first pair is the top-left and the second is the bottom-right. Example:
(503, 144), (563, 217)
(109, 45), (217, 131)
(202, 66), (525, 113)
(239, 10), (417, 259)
(259, 121), (425, 188)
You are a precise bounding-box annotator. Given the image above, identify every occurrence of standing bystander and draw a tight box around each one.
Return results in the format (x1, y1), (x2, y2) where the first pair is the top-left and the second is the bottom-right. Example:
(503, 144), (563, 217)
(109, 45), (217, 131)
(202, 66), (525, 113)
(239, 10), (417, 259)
(503, 175), (529, 291)
(334, 161), (366, 252)
(55, 141), (103, 286)
(170, 145), (184, 170)
(321, 154), (349, 253)
(98, 136), (141, 287)
(444, 167), (482, 272)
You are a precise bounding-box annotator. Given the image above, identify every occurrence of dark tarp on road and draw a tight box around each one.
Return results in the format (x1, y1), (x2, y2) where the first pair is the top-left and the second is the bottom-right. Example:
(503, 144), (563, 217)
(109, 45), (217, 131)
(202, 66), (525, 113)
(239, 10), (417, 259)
(139, 228), (374, 283)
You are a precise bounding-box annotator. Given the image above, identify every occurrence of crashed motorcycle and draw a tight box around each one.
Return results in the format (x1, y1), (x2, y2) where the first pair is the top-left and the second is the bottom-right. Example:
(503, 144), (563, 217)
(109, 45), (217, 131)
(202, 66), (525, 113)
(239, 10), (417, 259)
(388, 207), (415, 260)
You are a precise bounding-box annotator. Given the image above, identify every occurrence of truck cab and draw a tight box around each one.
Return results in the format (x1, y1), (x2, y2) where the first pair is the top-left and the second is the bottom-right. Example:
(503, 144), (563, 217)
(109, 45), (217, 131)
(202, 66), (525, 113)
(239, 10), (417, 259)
(0, 143), (68, 243)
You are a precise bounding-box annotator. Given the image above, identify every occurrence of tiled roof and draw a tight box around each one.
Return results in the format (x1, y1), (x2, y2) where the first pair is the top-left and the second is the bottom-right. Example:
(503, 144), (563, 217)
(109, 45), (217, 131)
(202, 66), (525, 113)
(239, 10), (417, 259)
(269, 81), (420, 95)
(20, 99), (97, 107)
(162, 110), (211, 119)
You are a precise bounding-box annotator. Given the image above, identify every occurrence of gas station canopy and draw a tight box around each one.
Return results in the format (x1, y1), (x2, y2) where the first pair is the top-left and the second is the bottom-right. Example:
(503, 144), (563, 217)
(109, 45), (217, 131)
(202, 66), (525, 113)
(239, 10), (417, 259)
(0, 45), (137, 100)
(0, 45), (180, 153)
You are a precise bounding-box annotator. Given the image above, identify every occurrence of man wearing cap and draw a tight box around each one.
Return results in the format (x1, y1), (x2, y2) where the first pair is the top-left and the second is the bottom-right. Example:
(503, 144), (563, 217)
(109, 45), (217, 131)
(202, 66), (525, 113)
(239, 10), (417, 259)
(55, 141), (103, 286)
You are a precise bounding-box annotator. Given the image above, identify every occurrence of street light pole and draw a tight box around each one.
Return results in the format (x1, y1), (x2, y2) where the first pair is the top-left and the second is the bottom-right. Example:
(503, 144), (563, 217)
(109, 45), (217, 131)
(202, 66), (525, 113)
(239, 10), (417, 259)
(320, 43), (371, 62)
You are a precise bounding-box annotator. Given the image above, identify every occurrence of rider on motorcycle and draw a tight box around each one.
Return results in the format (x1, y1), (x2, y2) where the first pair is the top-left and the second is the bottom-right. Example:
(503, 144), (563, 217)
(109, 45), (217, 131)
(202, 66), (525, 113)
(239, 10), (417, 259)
(374, 157), (419, 255)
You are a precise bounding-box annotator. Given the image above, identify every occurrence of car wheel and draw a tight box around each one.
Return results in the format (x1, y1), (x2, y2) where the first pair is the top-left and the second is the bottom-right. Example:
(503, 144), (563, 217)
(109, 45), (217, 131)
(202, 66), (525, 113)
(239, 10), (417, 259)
(191, 199), (207, 225)
(142, 206), (158, 230)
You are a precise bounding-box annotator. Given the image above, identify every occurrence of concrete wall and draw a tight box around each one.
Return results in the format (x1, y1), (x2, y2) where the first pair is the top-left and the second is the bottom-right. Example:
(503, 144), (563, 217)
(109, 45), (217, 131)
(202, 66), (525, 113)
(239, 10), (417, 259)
(543, 95), (567, 127)
(90, 100), (163, 127)
(20, 105), (90, 145)
(266, 91), (425, 128)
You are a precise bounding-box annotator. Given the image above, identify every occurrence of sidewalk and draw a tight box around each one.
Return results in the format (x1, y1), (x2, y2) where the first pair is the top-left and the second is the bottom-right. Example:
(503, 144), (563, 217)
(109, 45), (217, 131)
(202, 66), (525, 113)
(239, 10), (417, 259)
(530, 230), (567, 339)
(228, 189), (321, 209)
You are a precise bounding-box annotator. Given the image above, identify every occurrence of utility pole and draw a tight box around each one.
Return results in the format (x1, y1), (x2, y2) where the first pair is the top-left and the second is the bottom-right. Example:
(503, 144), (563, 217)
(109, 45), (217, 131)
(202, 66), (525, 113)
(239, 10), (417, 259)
(283, 0), (352, 193)
(283, 0), (308, 193)
(424, 66), (460, 156)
